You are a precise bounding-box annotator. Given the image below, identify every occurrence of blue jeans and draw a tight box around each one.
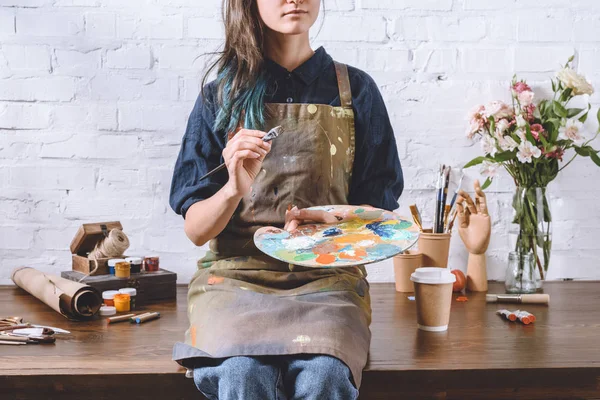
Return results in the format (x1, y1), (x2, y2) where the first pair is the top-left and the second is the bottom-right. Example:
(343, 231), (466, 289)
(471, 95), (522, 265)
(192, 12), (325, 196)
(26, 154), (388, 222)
(193, 354), (359, 400)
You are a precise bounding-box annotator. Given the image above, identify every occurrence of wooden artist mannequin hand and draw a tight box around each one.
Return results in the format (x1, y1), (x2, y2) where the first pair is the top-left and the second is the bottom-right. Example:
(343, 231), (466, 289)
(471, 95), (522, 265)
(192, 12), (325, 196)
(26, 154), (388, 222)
(456, 180), (491, 292)
(284, 206), (339, 232)
(223, 129), (272, 198)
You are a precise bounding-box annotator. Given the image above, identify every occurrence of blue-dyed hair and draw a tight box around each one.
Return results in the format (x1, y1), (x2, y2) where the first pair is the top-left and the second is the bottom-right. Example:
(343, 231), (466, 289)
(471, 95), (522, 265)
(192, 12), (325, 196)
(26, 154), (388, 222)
(202, 0), (269, 135)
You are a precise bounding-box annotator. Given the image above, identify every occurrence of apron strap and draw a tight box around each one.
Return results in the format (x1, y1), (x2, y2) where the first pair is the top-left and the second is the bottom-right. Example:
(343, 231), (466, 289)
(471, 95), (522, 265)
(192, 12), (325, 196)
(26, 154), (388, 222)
(334, 61), (352, 109)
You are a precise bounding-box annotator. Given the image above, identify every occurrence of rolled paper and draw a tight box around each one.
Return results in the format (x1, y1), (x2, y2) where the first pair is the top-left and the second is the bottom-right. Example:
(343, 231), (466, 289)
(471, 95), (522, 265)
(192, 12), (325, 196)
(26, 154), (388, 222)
(11, 267), (102, 321)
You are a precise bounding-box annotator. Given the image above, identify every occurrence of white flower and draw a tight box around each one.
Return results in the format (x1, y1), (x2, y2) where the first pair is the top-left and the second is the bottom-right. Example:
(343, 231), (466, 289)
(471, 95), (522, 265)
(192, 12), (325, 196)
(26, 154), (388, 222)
(558, 119), (586, 146)
(517, 90), (535, 106)
(516, 114), (527, 128)
(515, 129), (526, 141)
(480, 160), (498, 179)
(481, 134), (498, 157)
(484, 101), (513, 119)
(498, 135), (519, 151)
(496, 118), (510, 135)
(557, 67), (594, 96)
(517, 140), (542, 163)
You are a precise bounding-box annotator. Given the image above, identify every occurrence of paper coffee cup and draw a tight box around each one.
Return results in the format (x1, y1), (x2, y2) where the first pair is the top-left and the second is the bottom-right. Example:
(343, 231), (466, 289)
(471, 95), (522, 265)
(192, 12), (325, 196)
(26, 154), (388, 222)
(393, 251), (422, 292)
(418, 232), (451, 268)
(410, 267), (456, 332)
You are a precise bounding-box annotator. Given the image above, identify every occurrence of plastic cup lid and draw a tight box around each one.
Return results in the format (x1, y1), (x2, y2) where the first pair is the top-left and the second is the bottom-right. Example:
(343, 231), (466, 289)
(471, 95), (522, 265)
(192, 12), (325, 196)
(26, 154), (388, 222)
(410, 267), (456, 284)
(125, 257), (143, 263)
(108, 258), (127, 267)
(99, 306), (116, 316)
(119, 288), (137, 296)
(102, 290), (119, 299)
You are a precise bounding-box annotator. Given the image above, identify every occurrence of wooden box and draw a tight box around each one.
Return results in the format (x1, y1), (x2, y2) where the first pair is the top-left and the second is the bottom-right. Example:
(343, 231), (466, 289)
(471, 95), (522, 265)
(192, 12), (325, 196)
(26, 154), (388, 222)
(60, 269), (177, 305)
(69, 221), (128, 276)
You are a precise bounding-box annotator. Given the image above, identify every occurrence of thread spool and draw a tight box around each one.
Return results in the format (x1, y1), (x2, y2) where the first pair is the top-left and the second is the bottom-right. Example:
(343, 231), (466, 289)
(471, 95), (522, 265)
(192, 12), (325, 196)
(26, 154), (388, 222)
(88, 229), (130, 261)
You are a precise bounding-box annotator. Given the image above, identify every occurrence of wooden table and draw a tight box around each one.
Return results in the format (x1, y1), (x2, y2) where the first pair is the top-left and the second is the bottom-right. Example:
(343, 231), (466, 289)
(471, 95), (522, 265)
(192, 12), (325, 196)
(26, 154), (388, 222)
(1, 282), (600, 400)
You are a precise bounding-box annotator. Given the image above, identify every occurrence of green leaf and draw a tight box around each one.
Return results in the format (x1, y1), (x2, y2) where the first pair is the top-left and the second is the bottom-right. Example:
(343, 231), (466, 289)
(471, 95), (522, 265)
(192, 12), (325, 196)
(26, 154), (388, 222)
(464, 156), (488, 169)
(567, 108), (585, 118)
(575, 146), (591, 157)
(495, 150), (516, 162)
(590, 150), (600, 167)
(560, 88), (573, 102)
(567, 54), (575, 64)
(481, 177), (493, 190)
(597, 107), (600, 126)
(553, 101), (568, 118)
(489, 116), (496, 135)
(525, 124), (537, 144)
(551, 79), (556, 92)
(579, 105), (591, 123)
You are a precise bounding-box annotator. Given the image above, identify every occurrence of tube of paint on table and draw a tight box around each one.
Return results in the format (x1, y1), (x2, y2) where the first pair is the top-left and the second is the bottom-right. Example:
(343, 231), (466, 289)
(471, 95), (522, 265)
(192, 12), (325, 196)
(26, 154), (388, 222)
(107, 314), (136, 324)
(515, 310), (535, 324)
(131, 312), (160, 324)
(496, 309), (517, 322)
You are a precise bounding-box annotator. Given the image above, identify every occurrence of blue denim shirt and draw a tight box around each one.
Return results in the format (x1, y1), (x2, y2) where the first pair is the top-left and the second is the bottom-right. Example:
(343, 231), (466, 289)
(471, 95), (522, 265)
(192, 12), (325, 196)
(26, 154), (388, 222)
(169, 47), (403, 218)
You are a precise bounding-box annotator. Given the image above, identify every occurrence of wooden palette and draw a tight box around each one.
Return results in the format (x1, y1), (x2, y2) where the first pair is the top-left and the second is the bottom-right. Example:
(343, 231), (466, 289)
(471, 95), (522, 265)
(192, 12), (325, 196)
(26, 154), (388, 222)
(254, 205), (420, 268)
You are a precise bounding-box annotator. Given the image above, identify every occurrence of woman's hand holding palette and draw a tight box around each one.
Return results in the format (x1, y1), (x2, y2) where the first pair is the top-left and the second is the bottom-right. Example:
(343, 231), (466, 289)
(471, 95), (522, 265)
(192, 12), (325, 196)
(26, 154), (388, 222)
(254, 205), (420, 268)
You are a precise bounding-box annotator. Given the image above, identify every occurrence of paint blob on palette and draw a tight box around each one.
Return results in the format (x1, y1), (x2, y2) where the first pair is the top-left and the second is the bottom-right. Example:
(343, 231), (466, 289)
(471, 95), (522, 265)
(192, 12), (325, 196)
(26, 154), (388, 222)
(253, 205), (420, 268)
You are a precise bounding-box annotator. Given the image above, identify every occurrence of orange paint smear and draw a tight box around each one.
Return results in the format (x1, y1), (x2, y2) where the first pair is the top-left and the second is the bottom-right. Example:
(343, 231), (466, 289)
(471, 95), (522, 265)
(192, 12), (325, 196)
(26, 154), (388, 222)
(207, 276), (225, 285)
(339, 249), (367, 260)
(313, 242), (340, 255)
(190, 326), (197, 347)
(315, 254), (336, 265)
(332, 233), (381, 245)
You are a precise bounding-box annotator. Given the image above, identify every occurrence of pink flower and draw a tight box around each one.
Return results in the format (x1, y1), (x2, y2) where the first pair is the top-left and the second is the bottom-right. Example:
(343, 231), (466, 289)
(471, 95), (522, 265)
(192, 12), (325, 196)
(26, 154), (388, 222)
(530, 124), (546, 141)
(513, 81), (532, 94)
(524, 103), (536, 122)
(484, 101), (513, 120)
(466, 105), (486, 139)
(518, 90), (535, 106)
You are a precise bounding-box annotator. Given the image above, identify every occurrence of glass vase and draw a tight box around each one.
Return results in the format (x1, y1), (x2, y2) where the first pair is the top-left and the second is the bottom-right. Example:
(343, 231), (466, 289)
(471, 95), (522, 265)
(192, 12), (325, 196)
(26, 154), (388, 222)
(505, 251), (536, 294)
(508, 186), (552, 290)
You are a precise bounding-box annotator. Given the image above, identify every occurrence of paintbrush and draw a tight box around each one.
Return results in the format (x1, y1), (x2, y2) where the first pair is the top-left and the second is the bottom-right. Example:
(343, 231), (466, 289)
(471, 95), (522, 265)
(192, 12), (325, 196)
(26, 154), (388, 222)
(433, 165), (443, 233)
(449, 171), (464, 212)
(443, 204), (451, 231)
(198, 125), (283, 182)
(409, 204), (423, 232)
(446, 207), (458, 232)
(438, 166), (451, 233)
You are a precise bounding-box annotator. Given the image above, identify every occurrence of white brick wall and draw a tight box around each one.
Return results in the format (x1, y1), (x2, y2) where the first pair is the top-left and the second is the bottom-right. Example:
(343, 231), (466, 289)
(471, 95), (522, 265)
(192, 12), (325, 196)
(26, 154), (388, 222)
(1, 0), (599, 285)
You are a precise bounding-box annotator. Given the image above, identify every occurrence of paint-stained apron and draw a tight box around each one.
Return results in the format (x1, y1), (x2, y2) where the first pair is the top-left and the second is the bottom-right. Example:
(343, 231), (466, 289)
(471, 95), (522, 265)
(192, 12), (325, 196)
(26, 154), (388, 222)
(173, 62), (371, 389)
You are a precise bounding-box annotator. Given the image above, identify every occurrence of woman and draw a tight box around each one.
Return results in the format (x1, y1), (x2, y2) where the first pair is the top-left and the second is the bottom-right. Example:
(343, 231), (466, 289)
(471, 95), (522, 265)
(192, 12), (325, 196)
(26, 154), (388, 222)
(169, 0), (403, 398)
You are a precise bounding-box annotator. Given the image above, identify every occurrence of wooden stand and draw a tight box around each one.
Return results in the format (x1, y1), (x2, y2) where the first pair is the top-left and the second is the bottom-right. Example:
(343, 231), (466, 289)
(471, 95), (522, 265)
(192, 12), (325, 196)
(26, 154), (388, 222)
(467, 253), (488, 292)
(60, 269), (177, 305)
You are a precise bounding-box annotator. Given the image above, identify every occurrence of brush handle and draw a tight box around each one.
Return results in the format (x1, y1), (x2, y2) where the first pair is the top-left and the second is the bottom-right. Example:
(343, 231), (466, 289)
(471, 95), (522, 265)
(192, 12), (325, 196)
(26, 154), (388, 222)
(197, 126), (281, 183)
(198, 163), (226, 182)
